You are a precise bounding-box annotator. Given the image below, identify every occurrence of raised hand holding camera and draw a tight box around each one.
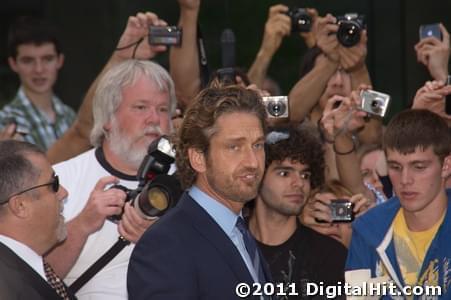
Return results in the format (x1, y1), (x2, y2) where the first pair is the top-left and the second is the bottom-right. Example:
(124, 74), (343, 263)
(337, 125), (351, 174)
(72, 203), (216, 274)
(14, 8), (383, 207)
(114, 12), (168, 60)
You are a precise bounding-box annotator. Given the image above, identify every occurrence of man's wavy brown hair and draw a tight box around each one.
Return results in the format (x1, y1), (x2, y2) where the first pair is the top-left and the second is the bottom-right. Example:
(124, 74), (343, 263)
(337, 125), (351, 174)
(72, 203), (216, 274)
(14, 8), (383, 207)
(175, 85), (267, 189)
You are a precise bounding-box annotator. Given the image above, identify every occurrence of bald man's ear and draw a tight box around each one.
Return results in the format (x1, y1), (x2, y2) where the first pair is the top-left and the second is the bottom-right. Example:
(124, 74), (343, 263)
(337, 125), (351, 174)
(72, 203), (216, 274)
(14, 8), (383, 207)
(188, 148), (206, 173)
(7, 195), (31, 219)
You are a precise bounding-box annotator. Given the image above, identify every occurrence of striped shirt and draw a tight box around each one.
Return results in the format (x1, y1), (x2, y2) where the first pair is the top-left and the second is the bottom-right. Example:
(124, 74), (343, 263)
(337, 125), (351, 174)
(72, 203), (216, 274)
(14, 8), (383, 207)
(0, 87), (76, 150)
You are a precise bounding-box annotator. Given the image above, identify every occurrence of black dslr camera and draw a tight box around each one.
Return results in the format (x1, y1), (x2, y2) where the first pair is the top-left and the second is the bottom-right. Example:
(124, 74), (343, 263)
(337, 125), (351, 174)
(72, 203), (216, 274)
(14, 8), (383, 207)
(149, 26), (183, 47)
(108, 136), (183, 222)
(286, 8), (312, 33)
(336, 13), (365, 47)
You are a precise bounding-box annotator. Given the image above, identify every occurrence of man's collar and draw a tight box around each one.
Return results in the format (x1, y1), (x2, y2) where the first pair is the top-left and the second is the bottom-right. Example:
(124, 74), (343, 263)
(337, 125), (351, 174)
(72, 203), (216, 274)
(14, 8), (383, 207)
(95, 147), (137, 181)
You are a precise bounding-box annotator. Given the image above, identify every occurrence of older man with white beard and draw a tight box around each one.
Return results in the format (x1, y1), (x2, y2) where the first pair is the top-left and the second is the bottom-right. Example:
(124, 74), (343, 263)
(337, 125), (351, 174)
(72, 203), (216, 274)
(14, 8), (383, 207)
(45, 57), (177, 299)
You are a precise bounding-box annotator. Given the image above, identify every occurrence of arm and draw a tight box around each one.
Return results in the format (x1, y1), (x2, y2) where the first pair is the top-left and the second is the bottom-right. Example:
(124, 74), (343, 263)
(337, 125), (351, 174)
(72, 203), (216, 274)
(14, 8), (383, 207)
(288, 14), (340, 123)
(320, 93), (375, 200)
(289, 54), (339, 122)
(169, 0), (201, 109)
(45, 176), (126, 278)
(247, 4), (290, 88)
(412, 80), (451, 126)
(47, 12), (167, 164)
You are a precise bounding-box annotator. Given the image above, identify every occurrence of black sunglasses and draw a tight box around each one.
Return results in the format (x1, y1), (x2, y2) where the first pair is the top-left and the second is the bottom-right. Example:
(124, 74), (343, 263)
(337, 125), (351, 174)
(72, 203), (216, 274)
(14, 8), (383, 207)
(2, 174), (60, 204)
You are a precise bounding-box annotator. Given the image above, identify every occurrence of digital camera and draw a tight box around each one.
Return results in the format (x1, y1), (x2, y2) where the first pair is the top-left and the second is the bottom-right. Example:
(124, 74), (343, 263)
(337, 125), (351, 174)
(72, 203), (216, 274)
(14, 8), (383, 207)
(262, 96), (289, 119)
(336, 13), (365, 47)
(329, 199), (355, 223)
(108, 136), (182, 222)
(360, 89), (390, 117)
(149, 26), (182, 46)
(286, 8), (312, 33)
(419, 23), (442, 40)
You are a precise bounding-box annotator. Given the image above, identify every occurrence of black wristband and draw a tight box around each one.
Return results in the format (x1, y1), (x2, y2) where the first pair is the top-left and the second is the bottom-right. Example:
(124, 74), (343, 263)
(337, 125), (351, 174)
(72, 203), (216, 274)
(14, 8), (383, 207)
(333, 139), (356, 155)
(317, 118), (334, 144)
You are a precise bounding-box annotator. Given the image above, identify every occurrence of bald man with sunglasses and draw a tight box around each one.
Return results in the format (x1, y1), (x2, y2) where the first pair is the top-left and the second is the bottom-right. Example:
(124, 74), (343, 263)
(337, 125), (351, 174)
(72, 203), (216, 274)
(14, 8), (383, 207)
(0, 140), (75, 299)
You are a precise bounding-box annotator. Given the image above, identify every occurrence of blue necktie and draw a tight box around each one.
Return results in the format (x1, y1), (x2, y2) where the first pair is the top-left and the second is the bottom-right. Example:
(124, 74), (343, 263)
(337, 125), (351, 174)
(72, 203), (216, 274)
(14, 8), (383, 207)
(236, 217), (266, 284)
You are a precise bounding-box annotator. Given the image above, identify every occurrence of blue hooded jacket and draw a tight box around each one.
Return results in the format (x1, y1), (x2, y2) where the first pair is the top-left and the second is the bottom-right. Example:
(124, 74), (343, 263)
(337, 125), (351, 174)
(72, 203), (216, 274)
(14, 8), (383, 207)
(345, 190), (451, 299)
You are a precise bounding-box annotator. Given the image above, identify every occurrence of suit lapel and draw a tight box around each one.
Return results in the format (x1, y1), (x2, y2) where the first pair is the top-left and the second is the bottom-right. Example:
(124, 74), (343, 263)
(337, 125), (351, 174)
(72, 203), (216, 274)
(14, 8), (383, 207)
(0, 242), (68, 300)
(178, 193), (255, 285)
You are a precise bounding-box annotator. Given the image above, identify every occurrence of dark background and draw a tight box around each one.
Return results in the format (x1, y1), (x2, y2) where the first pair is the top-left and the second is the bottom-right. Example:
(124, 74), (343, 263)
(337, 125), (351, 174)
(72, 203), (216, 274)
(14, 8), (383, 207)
(1, 0), (450, 121)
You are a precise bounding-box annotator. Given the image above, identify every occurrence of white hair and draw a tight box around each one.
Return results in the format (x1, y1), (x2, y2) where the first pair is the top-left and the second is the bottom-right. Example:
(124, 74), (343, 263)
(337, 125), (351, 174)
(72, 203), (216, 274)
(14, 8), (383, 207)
(90, 59), (177, 147)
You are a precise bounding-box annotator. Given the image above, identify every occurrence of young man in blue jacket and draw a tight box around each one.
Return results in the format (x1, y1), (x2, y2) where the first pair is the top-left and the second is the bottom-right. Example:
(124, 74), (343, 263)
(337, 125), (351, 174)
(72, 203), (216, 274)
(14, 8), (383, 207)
(345, 109), (451, 299)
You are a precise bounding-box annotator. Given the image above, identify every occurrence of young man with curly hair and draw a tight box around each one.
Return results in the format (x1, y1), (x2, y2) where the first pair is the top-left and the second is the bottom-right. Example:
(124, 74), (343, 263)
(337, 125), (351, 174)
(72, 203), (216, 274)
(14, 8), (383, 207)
(248, 124), (347, 299)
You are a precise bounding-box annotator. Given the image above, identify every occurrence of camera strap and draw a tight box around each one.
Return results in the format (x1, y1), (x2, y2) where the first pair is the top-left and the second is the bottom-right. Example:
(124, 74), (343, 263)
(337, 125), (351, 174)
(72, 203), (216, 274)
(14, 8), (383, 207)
(197, 24), (210, 88)
(68, 236), (130, 294)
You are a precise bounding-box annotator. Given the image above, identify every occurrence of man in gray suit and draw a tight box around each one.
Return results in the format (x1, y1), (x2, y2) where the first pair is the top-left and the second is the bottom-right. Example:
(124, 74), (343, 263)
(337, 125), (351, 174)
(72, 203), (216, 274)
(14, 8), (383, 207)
(0, 140), (75, 299)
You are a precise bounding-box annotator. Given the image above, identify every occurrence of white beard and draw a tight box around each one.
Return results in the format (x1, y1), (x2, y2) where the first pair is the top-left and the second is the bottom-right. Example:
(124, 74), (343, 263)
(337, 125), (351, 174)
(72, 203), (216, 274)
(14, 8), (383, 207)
(108, 118), (163, 170)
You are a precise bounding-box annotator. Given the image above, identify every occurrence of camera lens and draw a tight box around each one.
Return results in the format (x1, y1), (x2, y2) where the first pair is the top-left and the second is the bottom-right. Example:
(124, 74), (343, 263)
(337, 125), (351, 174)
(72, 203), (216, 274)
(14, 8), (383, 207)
(337, 21), (361, 47)
(370, 100), (382, 114)
(288, 8), (312, 33)
(267, 101), (286, 117)
(136, 186), (170, 219)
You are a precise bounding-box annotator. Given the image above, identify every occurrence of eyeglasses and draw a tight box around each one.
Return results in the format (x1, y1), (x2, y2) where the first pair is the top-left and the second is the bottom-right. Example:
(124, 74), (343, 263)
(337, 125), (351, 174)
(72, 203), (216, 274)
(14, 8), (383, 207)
(2, 174), (59, 204)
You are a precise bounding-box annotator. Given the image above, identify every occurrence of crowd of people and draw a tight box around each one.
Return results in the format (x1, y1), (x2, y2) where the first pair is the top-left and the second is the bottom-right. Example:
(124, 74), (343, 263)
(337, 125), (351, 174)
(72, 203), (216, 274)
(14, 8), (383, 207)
(0, 1), (450, 299)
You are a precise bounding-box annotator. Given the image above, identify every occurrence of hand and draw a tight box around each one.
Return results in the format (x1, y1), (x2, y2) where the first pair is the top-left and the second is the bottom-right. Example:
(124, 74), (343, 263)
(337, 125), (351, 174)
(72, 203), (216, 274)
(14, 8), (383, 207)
(0, 123), (17, 141)
(114, 12), (168, 61)
(300, 192), (335, 225)
(321, 93), (367, 138)
(76, 176), (127, 234)
(246, 84), (270, 97)
(349, 193), (374, 218)
(118, 202), (156, 243)
(177, 0), (201, 11)
(260, 4), (291, 56)
(414, 23), (450, 81)
(299, 8), (319, 48)
(338, 29), (368, 72)
(412, 80), (451, 125)
(315, 14), (340, 63)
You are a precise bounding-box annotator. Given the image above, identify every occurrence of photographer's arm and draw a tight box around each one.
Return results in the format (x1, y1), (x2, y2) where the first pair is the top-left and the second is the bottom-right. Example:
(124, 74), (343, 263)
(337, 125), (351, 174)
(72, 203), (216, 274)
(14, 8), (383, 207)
(45, 177), (126, 277)
(47, 12), (167, 164)
(289, 15), (340, 123)
(321, 94), (374, 200)
(169, 0), (201, 109)
(289, 54), (338, 122)
(247, 4), (290, 88)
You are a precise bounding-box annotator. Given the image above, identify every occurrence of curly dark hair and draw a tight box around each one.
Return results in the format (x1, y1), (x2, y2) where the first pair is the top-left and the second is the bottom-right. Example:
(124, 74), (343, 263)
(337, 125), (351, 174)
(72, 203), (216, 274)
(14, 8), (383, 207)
(265, 123), (325, 189)
(175, 85), (267, 189)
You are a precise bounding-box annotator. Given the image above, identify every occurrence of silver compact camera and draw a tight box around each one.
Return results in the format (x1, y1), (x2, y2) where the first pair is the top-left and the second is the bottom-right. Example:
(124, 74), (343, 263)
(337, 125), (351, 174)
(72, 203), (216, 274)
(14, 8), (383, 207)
(360, 89), (390, 117)
(262, 96), (289, 119)
(329, 199), (355, 223)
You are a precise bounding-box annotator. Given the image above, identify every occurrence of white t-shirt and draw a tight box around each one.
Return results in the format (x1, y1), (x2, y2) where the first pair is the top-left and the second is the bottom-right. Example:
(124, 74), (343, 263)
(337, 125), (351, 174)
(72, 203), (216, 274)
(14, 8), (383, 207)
(54, 148), (138, 300)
